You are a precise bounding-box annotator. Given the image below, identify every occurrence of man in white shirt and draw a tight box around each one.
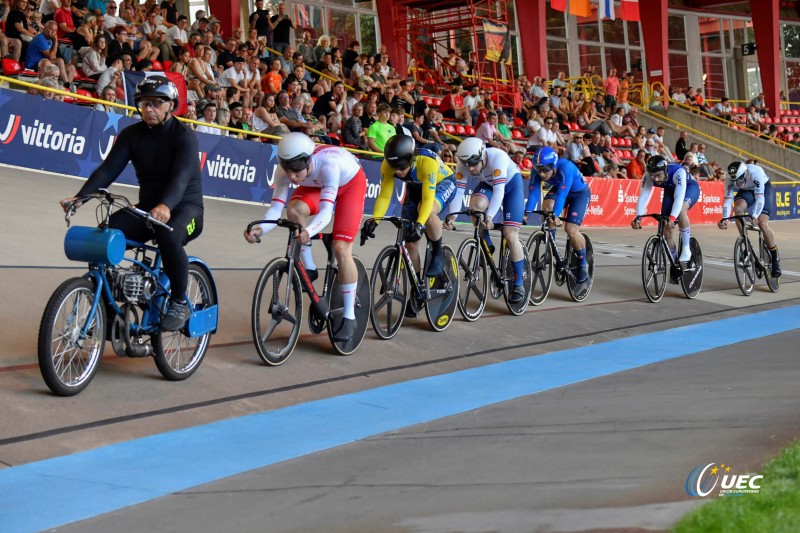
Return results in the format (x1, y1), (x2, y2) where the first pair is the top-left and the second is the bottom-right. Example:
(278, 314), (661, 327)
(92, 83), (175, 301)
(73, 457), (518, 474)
(219, 56), (253, 107)
(166, 15), (188, 57)
(463, 85), (483, 126)
(195, 100), (226, 136)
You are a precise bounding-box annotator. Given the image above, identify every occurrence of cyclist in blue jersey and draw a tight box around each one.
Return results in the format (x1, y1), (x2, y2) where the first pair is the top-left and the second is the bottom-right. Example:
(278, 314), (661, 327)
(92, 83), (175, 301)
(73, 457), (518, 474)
(526, 146), (592, 288)
(445, 138), (527, 304)
(632, 155), (700, 264)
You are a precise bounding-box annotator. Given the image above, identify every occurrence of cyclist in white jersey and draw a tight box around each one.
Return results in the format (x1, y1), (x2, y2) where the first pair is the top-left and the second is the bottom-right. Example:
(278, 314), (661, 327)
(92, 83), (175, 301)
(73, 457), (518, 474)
(718, 161), (781, 277)
(244, 133), (368, 341)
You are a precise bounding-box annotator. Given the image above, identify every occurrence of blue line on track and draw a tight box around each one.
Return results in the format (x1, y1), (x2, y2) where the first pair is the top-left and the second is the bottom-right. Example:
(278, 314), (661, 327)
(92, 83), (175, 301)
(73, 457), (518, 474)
(1, 305), (798, 532)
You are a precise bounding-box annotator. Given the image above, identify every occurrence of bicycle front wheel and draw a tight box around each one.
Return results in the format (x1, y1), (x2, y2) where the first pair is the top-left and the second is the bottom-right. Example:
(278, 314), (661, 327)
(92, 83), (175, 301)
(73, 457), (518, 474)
(38, 277), (106, 396)
(760, 240), (780, 293)
(251, 258), (303, 365)
(642, 236), (667, 303)
(733, 236), (755, 296)
(456, 237), (488, 321)
(369, 246), (407, 340)
(525, 231), (553, 306)
(153, 264), (216, 380)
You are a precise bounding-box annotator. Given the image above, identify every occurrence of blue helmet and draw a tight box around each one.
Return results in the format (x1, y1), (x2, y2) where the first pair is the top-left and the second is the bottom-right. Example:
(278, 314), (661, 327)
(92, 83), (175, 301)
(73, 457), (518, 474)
(533, 146), (558, 174)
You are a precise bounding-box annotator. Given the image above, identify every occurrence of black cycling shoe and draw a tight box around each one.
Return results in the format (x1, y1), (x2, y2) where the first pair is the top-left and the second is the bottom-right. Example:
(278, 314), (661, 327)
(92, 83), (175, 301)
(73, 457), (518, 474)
(508, 285), (525, 304)
(305, 268), (319, 282)
(669, 265), (681, 284)
(771, 262), (782, 278)
(161, 298), (190, 331)
(404, 299), (418, 318)
(426, 252), (444, 277)
(333, 318), (357, 342)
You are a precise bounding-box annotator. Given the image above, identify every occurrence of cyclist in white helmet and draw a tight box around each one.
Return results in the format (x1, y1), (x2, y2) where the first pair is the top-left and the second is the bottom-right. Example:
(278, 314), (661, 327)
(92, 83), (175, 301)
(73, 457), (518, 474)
(243, 132), (368, 341)
(718, 160), (781, 278)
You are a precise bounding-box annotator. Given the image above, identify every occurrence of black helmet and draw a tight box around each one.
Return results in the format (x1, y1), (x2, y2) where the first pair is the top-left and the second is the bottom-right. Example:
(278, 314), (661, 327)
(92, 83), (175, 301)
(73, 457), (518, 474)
(646, 155), (668, 175)
(383, 134), (415, 170)
(134, 75), (179, 106)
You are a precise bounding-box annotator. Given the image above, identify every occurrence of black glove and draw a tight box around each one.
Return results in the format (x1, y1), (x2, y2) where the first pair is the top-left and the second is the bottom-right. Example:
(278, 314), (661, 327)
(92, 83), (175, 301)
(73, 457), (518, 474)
(360, 219), (377, 246)
(406, 222), (424, 243)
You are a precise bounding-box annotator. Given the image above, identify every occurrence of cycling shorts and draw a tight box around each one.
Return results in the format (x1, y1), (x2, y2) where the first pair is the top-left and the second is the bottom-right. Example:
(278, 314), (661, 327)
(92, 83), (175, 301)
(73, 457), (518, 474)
(735, 181), (773, 217)
(661, 179), (700, 218)
(472, 172), (524, 226)
(290, 168), (367, 242)
(544, 184), (591, 226)
(400, 175), (458, 222)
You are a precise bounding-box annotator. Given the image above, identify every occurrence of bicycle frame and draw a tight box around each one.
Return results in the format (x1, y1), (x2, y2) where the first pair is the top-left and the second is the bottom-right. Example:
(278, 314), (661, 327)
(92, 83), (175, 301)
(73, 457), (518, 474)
(638, 214), (681, 270)
(451, 210), (511, 290)
(526, 210), (572, 282)
(722, 215), (767, 273)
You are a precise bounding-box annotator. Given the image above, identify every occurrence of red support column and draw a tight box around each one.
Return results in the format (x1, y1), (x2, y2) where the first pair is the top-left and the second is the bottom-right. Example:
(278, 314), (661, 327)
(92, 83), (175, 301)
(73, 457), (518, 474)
(207, 0), (239, 40)
(377, 1), (407, 80)
(515, 0), (547, 78)
(639, 0), (669, 89)
(750, 0), (780, 119)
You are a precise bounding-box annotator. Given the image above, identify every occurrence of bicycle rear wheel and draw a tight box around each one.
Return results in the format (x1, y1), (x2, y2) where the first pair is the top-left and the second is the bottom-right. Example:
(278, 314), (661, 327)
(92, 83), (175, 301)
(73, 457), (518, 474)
(733, 236), (755, 296)
(425, 245), (459, 332)
(681, 237), (703, 299)
(38, 277), (106, 396)
(760, 240), (780, 293)
(566, 233), (594, 302)
(642, 236), (667, 303)
(502, 242), (531, 316)
(328, 257), (371, 355)
(525, 231), (553, 306)
(456, 237), (488, 321)
(153, 264), (215, 380)
(251, 258), (303, 365)
(369, 246), (407, 340)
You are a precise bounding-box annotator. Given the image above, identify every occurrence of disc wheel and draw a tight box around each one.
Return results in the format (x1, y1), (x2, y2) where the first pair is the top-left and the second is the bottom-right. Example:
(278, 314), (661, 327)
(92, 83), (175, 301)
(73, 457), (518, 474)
(566, 233), (594, 302)
(502, 242), (531, 316)
(642, 235), (667, 303)
(369, 246), (407, 340)
(760, 240), (780, 293)
(525, 231), (554, 306)
(424, 245), (459, 332)
(456, 238), (488, 322)
(328, 257), (371, 355)
(680, 237), (703, 299)
(251, 258), (303, 365)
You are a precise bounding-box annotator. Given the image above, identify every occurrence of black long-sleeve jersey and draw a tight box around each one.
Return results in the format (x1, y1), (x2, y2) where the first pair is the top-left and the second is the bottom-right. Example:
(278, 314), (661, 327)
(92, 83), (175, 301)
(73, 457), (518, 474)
(78, 116), (203, 212)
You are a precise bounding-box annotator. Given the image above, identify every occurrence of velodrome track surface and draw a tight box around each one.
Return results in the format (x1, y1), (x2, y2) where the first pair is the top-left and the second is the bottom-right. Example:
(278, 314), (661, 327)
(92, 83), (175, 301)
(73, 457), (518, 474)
(1, 167), (799, 532)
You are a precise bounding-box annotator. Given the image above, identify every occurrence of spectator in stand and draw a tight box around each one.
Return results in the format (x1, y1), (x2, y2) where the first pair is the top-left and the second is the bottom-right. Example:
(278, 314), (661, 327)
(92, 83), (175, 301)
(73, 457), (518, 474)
(250, 93), (287, 137)
(603, 67), (619, 111)
(170, 47), (191, 77)
(312, 80), (347, 134)
(568, 134), (594, 177)
(748, 92), (768, 116)
(476, 111), (515, 153)
(379, 85), (401, 109)
(249, 0), (271, 47)
(535, 116), (559, 149)
(650, 126), (673, 160)
(274, 90), (303, 131)
(298, 97), (332, 143)
(618, 72), (633, 113)
(463, 85), (483, 126)
(745, 105), (764, 132)
(552, 71), (568, 89)
(193, 100), (223, 135)
(53, 0), (78, 62)
(675, 130), (689, 160)
(529, 76), (548, 99)
(360, 99), (377, 130)
(277, 45), (294, 77)
(631, 126), (646, 155)
(294, 31), (312, 65)
(141, 7), (172, 61)
(622, 106), (639, 130)
(185, 45), (213, 98)
(80, 34), (108, 78)
(591, 92), (609, 120)
(496, 112), (514, 142)
(269, 2), (294, 53)
(220, 56), (253, 107)
(608, 106), (636, 137)
(342, 102), (367, 149)
(695, 143), (717, 177)
(312, 34), (329, 64)
(207, 19), (225, 53)
(439, 85), (470, 125)
(643, 138), (659, 158)
(93, 84), (122, 112)
(671, 86), (687, 104)
(6, 0), (36, 62)
(26, 20), (76, 86)
(227, 101), (248, 133)
(38, 0), (59, 23)
(262, 57), (283, 95)
(712, 96), (735, 122)
(166, 14), (187, 58)
(404, 111), (438, 153)
(341, 40), (359, 78)
(627, 149), (647, 180)
(388, 107), (408, 137)
(366, 102), (396, 152)
(577, 101), (612, 136)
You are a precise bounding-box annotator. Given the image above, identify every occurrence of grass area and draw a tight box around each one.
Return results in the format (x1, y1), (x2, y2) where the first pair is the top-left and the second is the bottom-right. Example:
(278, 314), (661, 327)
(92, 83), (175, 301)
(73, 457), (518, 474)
(673, 440), (800, 532)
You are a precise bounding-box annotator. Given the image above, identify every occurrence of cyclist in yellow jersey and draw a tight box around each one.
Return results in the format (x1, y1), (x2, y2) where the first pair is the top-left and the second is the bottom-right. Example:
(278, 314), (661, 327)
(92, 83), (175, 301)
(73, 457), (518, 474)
(362, 135), (462, 280)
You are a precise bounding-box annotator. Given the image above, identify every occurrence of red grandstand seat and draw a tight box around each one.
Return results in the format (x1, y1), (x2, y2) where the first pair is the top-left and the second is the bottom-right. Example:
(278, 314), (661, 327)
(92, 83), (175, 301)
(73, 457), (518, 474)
(764, 116), (773, 124)
(511, 129), (523, 139)
(615, 150), (624, 158)
(424, 97), (433, 106)
(522, 159), (533, 170)
(444, 124), (455, 134)
(432, 98), (441, 107)
(777, 126), (785, 134)
(465, 126), (475, 135)
(162, 60), (173, 72)
(455, 125), (466, 135)
(737, 106), (746, 114)
(2, 57), (24, 76)
(624, 150), (633, 158)
(150, 60), (164, 71)
(76, 88), (93, 98)
(513, 117), (524, 127)
(793, 109), (800, 116)
(328, 132), (341, 144)
(610, 137), (620, 146)
(623, 138), (632, 147)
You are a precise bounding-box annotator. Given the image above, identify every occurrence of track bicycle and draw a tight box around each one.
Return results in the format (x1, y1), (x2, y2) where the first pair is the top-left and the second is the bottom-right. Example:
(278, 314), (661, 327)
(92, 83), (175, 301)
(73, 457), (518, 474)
(450, 209), (531, 321)
(246, 218), (370, 364)
(635, 213), (703, 303)
(524, 210), (595, 305)
(38, 191), (218, 396)
(361, 216), (459, 339)
(720, 214), (780, 295)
